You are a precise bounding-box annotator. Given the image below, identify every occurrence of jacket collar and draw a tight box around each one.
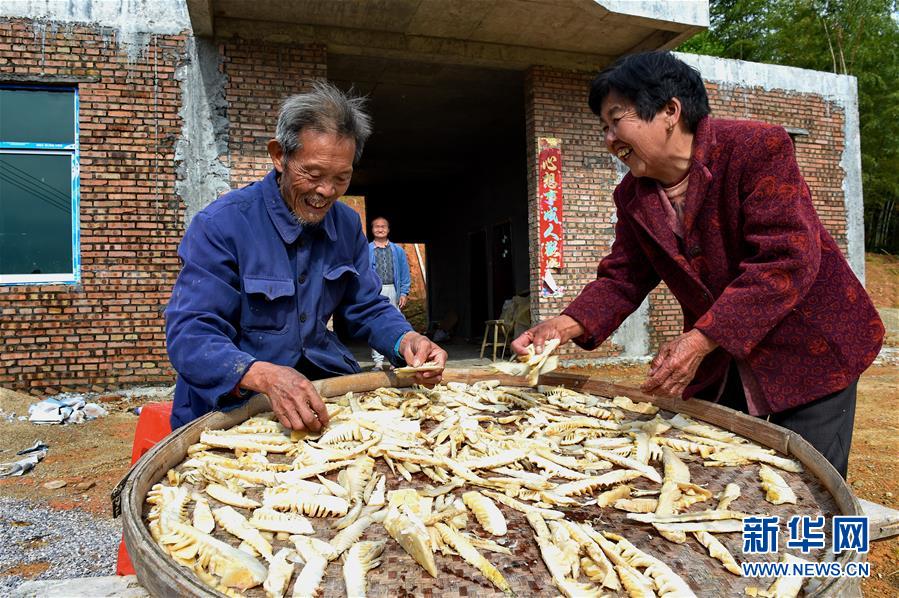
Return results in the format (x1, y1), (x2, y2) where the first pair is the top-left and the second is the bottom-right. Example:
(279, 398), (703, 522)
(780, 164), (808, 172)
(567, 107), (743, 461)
(681, 116), (715, 234)
(690, 116), (716, 165)
(622, 116), (716, 239)
(263, 169), (338, 245)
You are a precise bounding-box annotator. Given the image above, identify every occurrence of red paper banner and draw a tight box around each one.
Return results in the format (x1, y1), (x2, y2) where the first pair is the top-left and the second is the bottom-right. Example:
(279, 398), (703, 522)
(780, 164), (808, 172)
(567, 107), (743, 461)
(538, 137), (564, 296)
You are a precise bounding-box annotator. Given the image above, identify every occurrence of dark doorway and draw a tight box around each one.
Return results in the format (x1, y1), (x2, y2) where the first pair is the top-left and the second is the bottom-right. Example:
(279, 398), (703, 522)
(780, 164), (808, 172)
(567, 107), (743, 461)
(329, 56), (529, 346)
(491, 221), (515, 319)
(469, 230), (488, 339)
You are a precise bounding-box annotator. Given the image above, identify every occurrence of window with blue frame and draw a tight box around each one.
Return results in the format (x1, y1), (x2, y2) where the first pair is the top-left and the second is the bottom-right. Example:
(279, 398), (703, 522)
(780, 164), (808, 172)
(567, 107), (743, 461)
(0, 86), (80, 284)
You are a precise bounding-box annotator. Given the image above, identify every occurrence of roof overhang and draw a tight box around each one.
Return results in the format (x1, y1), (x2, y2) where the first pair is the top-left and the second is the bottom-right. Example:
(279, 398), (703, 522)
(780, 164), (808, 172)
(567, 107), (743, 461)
(187, 0), (708, 70)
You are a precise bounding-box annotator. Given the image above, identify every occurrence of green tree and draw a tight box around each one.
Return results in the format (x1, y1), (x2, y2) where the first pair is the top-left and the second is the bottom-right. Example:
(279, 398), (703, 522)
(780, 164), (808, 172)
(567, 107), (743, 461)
(680, 0), (899, 251)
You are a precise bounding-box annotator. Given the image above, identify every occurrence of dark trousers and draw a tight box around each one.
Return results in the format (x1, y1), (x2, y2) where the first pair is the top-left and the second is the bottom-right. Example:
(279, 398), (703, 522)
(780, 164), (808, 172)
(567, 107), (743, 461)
(294, 355), (356, 382)
(718, 366), (857, 478)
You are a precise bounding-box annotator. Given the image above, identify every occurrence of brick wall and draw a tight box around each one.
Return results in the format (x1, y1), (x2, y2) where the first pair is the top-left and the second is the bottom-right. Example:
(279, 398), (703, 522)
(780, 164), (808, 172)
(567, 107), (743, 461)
(0, 18), (186, 395)
(0, 29), (331, 395)
(222, 39), (326, 187)
(526, 66), (849, 359)
(525, 66), (624, 360)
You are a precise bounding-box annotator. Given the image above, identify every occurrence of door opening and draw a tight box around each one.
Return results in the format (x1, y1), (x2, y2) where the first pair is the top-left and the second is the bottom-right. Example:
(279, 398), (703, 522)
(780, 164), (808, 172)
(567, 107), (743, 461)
(469, 229), (488, 340)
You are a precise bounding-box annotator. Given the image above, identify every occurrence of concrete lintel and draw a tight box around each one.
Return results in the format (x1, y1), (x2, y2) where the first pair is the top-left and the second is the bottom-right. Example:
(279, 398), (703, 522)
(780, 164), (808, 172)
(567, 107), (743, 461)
(784, 126), (811, 137)
(0, 73), (100, 84)
(213, 17), (615, 71)
(0, 0), (190, 34)
(594, 0), (709, 28)
(0, 0), (190, 63)
(677, 52), (866, 283)
(186, 0), (214, 37)
(622, 28), (691, 55)
(11, 575), (148, 598)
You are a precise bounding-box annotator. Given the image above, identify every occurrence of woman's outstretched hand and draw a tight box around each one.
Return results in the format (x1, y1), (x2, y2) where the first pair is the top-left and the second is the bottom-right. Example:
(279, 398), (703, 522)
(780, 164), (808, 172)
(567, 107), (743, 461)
(510, 315), (585, 356)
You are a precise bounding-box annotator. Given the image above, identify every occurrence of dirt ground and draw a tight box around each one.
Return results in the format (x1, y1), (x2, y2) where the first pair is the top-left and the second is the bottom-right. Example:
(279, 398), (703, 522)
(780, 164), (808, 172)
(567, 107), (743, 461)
(866, 253), (899, 313)
(0, 389), (140, 516)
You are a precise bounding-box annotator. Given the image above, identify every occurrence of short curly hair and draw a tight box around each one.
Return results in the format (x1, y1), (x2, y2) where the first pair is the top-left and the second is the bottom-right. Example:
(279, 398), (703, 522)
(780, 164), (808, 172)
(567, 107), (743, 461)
(588, 51), (710, 133)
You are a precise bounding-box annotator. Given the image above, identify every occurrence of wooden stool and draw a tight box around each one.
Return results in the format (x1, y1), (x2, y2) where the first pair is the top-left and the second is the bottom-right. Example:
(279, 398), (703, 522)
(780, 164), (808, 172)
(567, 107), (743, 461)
(480, 319), (510, 361)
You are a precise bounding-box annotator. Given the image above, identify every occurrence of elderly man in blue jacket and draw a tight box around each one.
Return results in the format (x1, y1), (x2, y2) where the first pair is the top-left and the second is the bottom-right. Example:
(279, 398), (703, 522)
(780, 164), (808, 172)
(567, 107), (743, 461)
(367, 217), (412, 369)
(165, 82), (447, 431)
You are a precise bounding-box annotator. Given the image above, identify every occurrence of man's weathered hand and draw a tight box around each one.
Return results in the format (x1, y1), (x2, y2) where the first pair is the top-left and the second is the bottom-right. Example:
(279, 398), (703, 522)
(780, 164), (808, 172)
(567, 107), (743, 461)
(399, 331), (447, 384)
(641, 329), (718, 398)
(398, 295), (409, 309)
(510, 315), (584, 356)
(240, 361), (330, 432)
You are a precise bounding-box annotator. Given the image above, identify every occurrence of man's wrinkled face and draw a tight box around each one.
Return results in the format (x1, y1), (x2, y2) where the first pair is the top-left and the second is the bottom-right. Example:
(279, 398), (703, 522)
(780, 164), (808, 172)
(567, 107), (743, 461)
(372, 218), (389, 241)
(268, 129), (355, 225)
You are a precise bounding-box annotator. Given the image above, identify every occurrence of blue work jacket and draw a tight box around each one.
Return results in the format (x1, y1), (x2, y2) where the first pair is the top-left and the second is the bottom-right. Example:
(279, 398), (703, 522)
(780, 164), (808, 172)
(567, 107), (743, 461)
(165, 170), (412, 428)
(367, 241), (412, 297)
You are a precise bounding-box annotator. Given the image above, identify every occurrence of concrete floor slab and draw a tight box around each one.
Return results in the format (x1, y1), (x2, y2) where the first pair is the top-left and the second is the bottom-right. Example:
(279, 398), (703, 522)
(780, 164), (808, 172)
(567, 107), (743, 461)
(11, 575), (148, 598)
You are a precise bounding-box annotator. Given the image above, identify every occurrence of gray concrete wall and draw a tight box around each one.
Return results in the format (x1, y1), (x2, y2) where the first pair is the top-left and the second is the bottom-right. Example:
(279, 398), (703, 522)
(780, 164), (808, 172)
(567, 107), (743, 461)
(175, 36), (231, 224)
(607, 159), (651, 359)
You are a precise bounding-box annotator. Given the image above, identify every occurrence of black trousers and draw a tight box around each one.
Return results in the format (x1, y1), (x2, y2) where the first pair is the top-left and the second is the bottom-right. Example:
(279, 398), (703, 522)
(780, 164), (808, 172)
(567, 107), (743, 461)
(717, 366), (857, 479)
(294, 355), (357, 382)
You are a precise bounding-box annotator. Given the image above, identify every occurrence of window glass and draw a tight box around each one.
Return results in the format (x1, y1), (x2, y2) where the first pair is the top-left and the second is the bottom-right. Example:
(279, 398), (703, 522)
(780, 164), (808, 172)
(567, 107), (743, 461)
(0, 88), (75, 145)
(0, 153), (73, 275)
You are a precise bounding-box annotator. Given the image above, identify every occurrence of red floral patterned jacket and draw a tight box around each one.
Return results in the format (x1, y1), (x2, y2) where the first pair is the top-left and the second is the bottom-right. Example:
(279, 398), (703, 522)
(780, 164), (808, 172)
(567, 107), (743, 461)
(563, 117), (884, 415)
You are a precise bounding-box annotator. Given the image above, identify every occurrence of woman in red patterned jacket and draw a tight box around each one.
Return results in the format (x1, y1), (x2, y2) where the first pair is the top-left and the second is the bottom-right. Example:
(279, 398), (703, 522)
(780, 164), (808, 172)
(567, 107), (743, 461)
(512, 51), (884, 477)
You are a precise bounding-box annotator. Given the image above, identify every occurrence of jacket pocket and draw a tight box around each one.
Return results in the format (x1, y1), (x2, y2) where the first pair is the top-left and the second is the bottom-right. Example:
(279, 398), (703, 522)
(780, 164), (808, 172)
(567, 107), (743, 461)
(323, 263), (359, 281)
(241, 276), (295, 333)
(321, 263), (359, 316)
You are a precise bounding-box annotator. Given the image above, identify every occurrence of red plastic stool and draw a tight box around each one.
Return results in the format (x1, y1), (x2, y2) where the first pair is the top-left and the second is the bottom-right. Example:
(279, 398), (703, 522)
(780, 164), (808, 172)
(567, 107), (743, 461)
(128, 401), (174, 464)
(116, 401), (173, 576)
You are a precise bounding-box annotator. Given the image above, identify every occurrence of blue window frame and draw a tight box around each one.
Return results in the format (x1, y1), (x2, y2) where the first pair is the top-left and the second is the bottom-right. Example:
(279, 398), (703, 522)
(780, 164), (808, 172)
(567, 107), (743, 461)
(0, 85), (80, 285)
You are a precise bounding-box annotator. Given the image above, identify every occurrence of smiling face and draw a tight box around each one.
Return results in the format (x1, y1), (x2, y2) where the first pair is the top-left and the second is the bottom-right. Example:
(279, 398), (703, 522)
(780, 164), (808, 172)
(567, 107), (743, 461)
(599, 90), (674, 182)
(371, 218), (390, 241)
(268, 129), (355, 225)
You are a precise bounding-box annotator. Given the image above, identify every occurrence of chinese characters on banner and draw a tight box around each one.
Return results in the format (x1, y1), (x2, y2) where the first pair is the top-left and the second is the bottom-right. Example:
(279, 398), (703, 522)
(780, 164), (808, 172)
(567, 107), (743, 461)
(538, 137), (564, 297)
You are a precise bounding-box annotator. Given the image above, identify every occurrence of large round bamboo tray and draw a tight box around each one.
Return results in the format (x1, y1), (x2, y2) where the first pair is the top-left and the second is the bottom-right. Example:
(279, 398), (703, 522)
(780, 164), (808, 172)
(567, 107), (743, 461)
(119, 369), (864, 597)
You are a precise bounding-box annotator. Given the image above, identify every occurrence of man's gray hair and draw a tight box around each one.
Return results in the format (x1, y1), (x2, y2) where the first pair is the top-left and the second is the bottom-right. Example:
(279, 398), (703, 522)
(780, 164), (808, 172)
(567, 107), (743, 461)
(275, 81), (372, 163)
